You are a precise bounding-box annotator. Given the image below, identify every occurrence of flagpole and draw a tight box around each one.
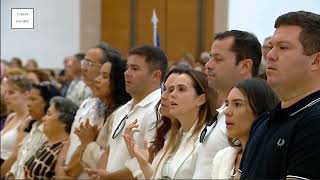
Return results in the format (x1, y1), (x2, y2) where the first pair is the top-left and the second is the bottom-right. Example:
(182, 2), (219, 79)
(151, 9), (160, 47)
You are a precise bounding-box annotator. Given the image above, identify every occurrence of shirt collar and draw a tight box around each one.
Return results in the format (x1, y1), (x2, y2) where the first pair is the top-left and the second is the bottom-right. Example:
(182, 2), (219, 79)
(270, 90), (320, 120)
(128, 89), (161, 108)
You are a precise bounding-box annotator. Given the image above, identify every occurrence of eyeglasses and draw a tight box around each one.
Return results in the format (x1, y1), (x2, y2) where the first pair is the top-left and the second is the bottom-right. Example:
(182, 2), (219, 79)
(112, 115), (128, 139)
(81, 59), (101, 68)
(199, 115), (218, 143)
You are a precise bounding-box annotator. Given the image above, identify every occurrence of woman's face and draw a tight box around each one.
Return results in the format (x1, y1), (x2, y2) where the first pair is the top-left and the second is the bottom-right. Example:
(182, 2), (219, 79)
(169, 74), (204, 119)
(94, 62), (112, 100)
(224, 87), (256, 140)
(160, 73), (180, 117)
(42, 105), (65, 136)
(26, 89), (46, 120)
(4, 84), (26, 111)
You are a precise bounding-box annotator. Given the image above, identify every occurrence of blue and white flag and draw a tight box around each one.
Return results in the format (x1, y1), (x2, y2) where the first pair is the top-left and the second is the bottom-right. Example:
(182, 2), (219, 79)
(151, 9), (160, 48)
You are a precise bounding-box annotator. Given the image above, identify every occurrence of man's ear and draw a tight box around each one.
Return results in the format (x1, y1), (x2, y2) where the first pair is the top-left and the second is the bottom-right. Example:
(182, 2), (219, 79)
(152, 69), (162, 81)
(239, 59), (253, 75)
(311, 52), (320, 71)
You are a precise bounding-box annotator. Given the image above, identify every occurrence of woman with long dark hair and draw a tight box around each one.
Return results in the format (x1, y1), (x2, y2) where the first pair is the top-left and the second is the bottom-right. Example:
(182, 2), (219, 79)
(211, 78), (278, 179)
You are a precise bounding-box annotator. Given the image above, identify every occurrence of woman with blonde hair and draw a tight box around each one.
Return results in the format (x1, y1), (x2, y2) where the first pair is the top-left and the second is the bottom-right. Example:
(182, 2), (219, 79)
(0, 77), (32, 165)
(121, 69), (219, 179)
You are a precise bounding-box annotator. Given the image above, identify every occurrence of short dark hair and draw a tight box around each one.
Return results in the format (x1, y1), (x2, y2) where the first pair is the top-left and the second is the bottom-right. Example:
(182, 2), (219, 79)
(94, 42), (119, 64)
(30, 82), (61, 112)
(74, 52), (85, 62)
(214, 30), (262, 77)
(49, 96), (78, 133)
(275, 11), (320, 56)
(129, 45), (168, 83)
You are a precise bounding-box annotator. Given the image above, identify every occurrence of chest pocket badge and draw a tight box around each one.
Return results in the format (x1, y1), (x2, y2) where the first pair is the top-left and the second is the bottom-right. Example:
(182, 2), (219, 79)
(277, 138), (285, 147)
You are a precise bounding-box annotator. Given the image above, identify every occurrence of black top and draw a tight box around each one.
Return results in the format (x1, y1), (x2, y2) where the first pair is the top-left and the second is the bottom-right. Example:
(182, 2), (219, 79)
(240, 90), (320, 179)
(25, 141), (65, 180)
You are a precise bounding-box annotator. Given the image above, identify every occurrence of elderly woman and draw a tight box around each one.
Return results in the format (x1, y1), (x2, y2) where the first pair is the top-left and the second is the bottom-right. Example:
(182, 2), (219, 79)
(2, 83), (61, 179)
(24, 96), (78, 179)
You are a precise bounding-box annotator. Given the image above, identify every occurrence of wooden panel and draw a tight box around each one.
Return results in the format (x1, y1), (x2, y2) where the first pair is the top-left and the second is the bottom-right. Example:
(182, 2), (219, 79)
(204, 0), (214, 52)
(166, 0), (198, 62)
(135, 0), (166, 49)
(101, 0), (130, 56)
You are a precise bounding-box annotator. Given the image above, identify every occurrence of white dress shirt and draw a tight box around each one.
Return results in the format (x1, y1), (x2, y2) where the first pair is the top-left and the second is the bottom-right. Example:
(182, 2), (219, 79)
(192, 104), (229, 179)
(106, 89), (160, 172)
(65, 97), (106, 165)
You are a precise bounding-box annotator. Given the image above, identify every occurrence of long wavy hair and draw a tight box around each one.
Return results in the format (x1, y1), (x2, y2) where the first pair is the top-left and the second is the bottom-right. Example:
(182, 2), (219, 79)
(149, 67), (188, 161)
(154, 69), (219, 174)
(104, 50), (131, 117)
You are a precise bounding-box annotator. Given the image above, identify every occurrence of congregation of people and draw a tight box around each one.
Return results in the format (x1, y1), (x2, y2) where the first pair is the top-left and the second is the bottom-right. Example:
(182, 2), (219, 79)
(1, 10), (320, 179)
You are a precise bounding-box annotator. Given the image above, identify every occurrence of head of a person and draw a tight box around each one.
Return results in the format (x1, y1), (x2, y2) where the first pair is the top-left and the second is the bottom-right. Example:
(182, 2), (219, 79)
(262, 37), (272, 59)
(4, 76), (32, 111)
(5, 68), (26, 79)
(224, 78), (279, 146)
(81, 42), (113, 88)
(65, 53), (84, 78)
(1, 61), (8, 81)
(205, 30), (262, 94)
(42, 96), (78, 137)
(258, 36), (272, 77)
(64, 56), (77, 78)
(94, 51), (131, 112)
(266, 11), (320, 98)
(24, 59), (38, 71)
(10, 57), (23, 68)
(27, 82), (61, 121)
(156, 69), (218, 172)
(125, 45), (168, 98)
(26, 69), (50, 84)
(160, 67), (189, 117)
(149, 67), (189, 158)
(170, 69), (218, 129)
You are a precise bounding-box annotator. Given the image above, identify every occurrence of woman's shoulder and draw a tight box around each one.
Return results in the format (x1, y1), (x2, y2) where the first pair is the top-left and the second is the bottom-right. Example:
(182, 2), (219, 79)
(215, 146), (238, 158)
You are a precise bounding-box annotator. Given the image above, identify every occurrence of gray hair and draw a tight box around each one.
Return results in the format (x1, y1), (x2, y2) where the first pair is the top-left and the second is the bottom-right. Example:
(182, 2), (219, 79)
(49, 96), (79, 133)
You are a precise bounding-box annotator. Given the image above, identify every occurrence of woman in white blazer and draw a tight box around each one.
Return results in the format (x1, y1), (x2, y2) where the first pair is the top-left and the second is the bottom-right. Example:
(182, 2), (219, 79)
(123, 69), (219, 179)
(211, 78), (279, 179)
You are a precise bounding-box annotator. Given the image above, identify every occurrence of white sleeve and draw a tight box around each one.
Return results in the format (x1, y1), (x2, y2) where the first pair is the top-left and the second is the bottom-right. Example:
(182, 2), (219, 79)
(211, 149), (223, 179)
(80, 142), (105, 169)
(141, 110), (157, 143)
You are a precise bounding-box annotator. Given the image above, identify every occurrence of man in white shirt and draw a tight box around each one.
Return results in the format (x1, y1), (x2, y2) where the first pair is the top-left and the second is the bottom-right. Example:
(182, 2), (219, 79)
(86, 45), (168, 179)
(193, 30), (262, 179)
(65, 53), (92, 107)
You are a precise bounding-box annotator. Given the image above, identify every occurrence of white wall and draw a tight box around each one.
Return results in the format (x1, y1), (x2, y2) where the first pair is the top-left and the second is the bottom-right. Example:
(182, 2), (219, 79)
(228, 0), (320, 43)
(1, 0), (80, 68)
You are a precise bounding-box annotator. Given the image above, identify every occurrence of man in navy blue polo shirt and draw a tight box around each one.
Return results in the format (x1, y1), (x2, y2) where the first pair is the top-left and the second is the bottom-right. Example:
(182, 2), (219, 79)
(240, 11), (320, 179)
